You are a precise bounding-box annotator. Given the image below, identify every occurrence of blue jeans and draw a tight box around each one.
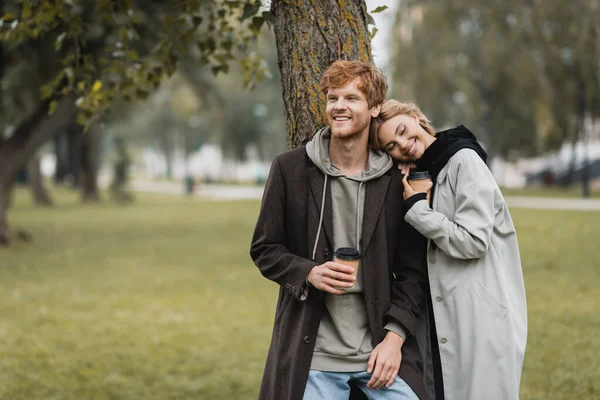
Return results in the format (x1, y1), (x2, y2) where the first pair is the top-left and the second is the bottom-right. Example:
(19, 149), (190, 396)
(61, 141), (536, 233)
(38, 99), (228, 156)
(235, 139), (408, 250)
(302, 370), (418, 400)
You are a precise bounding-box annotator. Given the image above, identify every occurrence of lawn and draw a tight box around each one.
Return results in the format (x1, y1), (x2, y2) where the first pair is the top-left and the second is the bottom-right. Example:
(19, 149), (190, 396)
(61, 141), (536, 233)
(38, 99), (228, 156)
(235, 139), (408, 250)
(1, 186), (599, 399)
(500, 185), (600, 198)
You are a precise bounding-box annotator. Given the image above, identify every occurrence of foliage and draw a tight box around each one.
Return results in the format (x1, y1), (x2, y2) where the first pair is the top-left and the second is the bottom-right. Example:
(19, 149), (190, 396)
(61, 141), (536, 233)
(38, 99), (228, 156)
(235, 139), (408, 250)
(2, 187), (600, 399)
(390, 0), (600, 158)
(0, 0), (269, 128)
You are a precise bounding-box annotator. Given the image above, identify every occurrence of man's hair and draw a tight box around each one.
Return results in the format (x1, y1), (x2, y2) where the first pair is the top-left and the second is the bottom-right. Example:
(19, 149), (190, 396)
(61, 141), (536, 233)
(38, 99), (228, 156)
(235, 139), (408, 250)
(369, 100), (436, 150)
(320, 60), (388, 108)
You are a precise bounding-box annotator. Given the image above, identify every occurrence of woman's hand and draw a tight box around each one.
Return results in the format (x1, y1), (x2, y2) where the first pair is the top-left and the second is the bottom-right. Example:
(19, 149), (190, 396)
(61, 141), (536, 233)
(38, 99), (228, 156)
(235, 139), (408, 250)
(402, 172), (432, 201)
(397, 162), (416, 175)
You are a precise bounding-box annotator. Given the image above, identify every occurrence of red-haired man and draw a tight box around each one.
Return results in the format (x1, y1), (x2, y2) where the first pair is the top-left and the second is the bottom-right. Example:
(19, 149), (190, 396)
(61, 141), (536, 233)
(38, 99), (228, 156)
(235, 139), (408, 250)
(251, 60), (429, 400)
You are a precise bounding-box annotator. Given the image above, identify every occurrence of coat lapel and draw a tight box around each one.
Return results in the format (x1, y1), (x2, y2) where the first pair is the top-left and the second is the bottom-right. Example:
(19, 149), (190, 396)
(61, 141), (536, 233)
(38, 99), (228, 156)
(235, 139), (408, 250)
(361, 173), (390, 253)
(308, 166), (333, 253)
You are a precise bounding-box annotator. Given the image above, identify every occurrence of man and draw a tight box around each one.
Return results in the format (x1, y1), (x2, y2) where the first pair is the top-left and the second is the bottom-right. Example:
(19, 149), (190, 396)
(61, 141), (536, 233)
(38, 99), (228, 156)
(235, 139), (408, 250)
(250, 60), (429, 400)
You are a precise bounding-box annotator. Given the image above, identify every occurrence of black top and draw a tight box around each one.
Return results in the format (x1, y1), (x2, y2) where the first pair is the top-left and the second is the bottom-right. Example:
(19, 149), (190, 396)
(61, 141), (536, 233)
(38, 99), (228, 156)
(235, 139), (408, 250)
(416, 125), (488, 181)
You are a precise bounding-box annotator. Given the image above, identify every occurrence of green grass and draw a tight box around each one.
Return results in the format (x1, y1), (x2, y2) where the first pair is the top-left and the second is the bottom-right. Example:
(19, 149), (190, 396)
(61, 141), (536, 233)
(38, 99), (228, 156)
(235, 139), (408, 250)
(1, 186), (599, 399)
(500, 185), (600, 198)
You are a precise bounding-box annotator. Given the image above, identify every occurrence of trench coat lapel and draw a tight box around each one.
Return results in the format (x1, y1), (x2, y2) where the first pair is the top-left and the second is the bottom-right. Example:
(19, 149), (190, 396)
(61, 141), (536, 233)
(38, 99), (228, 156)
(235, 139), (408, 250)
(308, 165), (333, 255)
(361, 173), (390, 253)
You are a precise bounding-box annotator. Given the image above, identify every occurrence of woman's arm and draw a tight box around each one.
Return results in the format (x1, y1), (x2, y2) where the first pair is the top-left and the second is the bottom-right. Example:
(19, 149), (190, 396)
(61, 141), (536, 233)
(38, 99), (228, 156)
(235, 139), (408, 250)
(405, 149), (498, 260)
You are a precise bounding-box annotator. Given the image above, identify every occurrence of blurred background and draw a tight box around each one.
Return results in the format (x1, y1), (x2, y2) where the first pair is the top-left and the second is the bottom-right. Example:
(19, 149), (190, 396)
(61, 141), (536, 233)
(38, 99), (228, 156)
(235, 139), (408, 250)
(4, 1), (599, 197)
(1, 1), (599, 399)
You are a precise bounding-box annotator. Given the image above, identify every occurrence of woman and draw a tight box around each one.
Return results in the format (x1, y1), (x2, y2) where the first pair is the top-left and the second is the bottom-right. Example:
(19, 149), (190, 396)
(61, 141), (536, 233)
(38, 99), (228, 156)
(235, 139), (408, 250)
(369, 100), (527, 400)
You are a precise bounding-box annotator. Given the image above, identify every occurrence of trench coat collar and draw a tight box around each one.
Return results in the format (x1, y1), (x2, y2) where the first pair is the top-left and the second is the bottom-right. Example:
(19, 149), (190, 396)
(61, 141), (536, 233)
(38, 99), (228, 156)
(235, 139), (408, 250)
(361, 172), (390, 253)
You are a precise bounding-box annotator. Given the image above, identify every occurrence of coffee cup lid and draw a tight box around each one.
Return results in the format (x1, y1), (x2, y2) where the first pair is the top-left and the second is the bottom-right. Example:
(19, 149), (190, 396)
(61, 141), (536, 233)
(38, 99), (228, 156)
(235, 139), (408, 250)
(334, 247), (360, 260)
(408, 171), (432, 180)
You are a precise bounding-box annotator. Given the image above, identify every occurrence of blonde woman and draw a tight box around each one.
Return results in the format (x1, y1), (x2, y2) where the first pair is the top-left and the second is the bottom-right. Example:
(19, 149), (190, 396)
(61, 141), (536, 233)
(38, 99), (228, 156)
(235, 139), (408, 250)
(370, 100), (527, 400)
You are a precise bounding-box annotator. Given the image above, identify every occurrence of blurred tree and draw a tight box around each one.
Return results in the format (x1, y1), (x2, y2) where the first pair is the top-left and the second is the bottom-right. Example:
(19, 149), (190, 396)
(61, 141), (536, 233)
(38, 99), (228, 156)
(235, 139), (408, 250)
(0, 0), (267, 244)
(523, 0), (600, 189)
(0, 0), (385, 244)
(391, 1), (540, 160)
(390, 0), (599, 166)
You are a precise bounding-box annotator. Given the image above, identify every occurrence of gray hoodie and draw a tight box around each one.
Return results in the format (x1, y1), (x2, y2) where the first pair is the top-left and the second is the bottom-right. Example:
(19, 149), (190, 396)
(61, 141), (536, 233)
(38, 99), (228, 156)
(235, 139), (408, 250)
(306, 127), (404, 372)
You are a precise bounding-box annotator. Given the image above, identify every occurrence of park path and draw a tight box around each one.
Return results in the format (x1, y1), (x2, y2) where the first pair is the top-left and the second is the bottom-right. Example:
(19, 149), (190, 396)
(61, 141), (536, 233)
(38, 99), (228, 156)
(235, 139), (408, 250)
(131, 180), (600, 211)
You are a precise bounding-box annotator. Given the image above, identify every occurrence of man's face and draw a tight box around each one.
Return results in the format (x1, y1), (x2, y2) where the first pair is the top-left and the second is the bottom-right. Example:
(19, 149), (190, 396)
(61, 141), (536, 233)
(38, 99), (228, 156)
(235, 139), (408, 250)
(325, 78), (379, 140)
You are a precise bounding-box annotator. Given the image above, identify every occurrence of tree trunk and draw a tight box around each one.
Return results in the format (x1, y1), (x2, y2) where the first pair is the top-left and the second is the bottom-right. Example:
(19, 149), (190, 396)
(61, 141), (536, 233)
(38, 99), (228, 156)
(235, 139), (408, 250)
(158, 131), (174, 178)
(271, 0), (373, 148)
(53, 128), (81, 186)
(0, 94), (77, 245)
(0, 178), (13, 245)
(80, 121), (103, 203)
(26, 153), (53, 206)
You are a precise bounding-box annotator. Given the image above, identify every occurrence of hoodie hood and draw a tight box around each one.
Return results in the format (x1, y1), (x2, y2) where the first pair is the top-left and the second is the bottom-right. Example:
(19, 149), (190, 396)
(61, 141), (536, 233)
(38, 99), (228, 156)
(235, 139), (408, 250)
(415, 125), (487, 181)
(306, 127), (393, 181)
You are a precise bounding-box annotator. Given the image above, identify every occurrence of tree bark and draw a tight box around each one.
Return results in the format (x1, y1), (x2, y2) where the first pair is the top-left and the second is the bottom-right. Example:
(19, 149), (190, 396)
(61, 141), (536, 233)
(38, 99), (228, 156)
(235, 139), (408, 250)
(53, 127), (82, 186)
(26, 153), (53, 206)
(0, 94), (77, 245)
(271, 0), (373, 148)
(80, 121), (103, 203)
(0, 178), (14, 245)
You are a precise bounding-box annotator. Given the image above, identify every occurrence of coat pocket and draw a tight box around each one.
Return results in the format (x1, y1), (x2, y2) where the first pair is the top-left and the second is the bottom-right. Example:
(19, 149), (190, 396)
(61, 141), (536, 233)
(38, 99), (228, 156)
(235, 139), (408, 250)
(468, 278), (508, 320)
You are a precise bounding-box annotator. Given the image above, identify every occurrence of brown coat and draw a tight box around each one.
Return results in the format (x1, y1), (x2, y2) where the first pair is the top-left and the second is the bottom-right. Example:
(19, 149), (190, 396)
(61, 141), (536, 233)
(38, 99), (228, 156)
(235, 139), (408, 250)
(250, 147), (430, 400)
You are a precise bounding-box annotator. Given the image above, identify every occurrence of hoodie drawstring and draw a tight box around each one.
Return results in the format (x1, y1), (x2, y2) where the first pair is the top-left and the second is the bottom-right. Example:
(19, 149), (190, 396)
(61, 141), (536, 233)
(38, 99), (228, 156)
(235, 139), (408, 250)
(356, 182), (364, 253)
(311, 175), (328, 260)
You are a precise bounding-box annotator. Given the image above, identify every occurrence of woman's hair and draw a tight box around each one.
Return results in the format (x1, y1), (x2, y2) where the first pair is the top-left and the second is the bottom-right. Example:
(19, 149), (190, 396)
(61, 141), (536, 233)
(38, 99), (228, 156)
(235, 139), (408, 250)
(320, 60), (388, 108)
(369, 100), (435, 150)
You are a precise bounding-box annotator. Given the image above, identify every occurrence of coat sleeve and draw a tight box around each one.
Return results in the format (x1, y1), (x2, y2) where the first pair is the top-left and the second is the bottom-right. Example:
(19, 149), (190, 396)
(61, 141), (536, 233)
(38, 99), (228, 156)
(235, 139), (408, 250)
(385, 216), (429, 337)
(249, 155), (317, 301)
(405, 149), (497, 260)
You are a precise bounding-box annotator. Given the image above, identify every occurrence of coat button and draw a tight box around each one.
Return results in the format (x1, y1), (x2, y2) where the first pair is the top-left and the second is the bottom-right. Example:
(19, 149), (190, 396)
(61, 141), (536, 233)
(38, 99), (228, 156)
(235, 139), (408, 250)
(303, 336), (311, 344)
(441, 337), (448, 344)
(429, 253), (436, 264)
(435, 296), (443, 302)
(291, 285), (296, 292)
(323, 248), (330, 256)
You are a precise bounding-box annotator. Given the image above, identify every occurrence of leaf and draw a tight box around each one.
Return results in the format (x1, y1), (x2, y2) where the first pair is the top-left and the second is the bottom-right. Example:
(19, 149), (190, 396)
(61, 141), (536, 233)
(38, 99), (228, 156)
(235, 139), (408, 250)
(370, 27), (378, 40)
(21, 4), (32, 19)
(1, 12), (16, 21)
(55, 32), (66, 51)
(126, 50), (139, 61)
(261, 10), (274, 23)
(92, 80), (103, 92)
(366, 13), (375, 26)
(370, 6), (388, 14)
(241, 3), (260, 21)
(40, 84), (54, 99)
(212, 65), (224, 76)
(76, 113), (88, 126)
(251, 16), (264, 33)
(135, 89), (149, 100)
(48, 100), (58, 115)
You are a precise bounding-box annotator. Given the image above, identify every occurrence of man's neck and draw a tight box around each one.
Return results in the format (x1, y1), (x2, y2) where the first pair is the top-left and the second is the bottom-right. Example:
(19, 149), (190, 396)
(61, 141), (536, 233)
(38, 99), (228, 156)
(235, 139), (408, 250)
(329, 132), (369, 176)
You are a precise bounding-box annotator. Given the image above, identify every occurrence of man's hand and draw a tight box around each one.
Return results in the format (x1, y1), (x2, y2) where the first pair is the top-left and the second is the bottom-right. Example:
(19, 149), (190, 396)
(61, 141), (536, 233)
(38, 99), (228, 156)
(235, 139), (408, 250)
(307, 262), (356, 295)
(367, 331), (405, 389)
(402, 172), (432, 201)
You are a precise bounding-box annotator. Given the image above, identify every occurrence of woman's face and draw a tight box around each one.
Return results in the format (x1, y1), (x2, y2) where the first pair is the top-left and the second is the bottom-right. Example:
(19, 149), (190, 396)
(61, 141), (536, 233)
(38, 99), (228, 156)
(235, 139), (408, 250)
(377, 113), (435, 162)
